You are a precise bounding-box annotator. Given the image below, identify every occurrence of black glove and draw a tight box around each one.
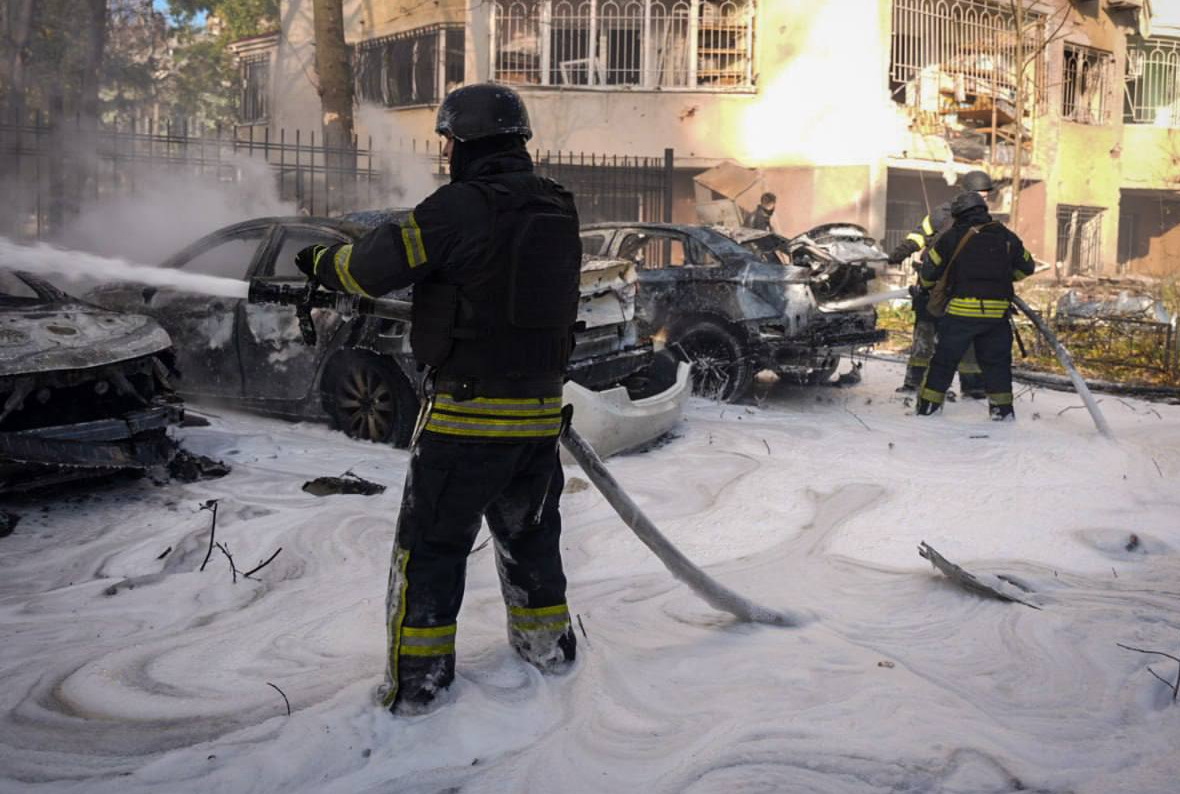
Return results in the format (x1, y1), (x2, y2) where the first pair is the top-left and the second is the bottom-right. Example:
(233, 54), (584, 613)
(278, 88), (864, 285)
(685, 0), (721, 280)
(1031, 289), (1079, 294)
(295, 244), (328, 280)
(888, 239), (919, 265)
(907, 284), (929, 300)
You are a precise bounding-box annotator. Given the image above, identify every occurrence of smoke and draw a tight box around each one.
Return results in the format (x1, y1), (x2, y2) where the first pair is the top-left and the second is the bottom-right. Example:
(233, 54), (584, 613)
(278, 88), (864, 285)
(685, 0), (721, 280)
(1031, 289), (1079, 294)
(55, 154), (296, 265)
(355, 103), (444, 210)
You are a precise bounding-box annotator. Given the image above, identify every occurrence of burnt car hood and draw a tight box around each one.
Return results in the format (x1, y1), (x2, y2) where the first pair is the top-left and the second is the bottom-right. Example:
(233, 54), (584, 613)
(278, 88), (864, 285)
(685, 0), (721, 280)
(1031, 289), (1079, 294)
(0, 301), (172, 376)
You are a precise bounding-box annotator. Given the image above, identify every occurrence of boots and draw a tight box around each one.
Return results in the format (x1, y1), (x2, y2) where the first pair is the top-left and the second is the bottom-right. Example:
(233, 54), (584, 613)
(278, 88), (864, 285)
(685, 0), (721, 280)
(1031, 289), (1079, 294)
(915, 396), (943, 416)
(989, 404), (1015, 421)
(958, 371), (987, 400)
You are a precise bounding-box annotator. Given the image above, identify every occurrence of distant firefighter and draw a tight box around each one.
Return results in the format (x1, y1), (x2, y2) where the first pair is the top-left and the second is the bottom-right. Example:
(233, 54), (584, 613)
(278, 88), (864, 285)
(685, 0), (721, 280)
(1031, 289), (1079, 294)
(748, 192), (776, 230)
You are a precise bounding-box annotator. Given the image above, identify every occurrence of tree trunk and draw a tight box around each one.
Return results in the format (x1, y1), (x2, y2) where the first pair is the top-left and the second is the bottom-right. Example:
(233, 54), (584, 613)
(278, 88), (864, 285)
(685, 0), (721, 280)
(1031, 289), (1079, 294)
(311, 0), (355, 213)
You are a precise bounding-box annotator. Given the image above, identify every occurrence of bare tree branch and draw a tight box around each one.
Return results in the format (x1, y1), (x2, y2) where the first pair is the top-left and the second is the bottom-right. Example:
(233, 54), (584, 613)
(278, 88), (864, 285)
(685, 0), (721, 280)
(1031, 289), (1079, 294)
(1117, 643), (1180, 701)
(198, 499), (219, 572)
(243, 548), (283, 579)
(267, 682), (291, 716)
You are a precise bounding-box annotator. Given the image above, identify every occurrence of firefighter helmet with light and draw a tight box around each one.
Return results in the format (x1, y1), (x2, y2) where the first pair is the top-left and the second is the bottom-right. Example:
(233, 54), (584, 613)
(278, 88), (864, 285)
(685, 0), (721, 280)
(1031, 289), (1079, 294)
(435, 83), (533, 142)
(959, 170), (995, 192)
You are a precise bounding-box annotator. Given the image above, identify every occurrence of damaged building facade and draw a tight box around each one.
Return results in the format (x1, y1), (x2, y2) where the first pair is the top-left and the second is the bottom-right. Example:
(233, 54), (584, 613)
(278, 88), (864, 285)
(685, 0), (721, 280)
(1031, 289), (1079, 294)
(241, 0), (1180, 276)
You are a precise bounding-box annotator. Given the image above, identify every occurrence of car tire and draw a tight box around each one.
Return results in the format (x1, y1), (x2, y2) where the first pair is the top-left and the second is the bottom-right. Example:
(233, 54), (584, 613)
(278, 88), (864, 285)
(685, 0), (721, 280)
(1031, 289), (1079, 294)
(322, 350), (419, 446)
(669, 320), (752, 402)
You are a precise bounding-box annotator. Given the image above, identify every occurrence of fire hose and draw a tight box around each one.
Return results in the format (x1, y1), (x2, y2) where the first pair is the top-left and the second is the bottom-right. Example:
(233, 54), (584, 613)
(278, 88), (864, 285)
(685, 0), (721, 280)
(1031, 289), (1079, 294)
(248, 279), (803, 627)
(820, 288), (1114, 439)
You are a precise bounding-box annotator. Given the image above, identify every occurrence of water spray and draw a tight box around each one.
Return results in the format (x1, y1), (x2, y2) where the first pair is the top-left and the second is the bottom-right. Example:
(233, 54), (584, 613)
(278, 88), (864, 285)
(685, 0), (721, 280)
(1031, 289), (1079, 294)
(0, 238), (248, 300)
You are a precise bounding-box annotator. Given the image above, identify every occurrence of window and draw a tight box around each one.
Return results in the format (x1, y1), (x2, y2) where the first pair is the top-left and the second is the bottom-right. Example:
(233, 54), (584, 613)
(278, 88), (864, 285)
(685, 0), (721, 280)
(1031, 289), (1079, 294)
(492, 1), (754, 90)
(354, 25), (465, 108)
(240, 54), (270, 123)
(180, 234), (268, 279)
(1055, 205), (1103, 277)
(1124, 37), (1180, 126)
(271, 230), (350, 279)
(619, 231), (717, 268)
(580, 233), (607, 255)
(1062, 44), (1112, 124)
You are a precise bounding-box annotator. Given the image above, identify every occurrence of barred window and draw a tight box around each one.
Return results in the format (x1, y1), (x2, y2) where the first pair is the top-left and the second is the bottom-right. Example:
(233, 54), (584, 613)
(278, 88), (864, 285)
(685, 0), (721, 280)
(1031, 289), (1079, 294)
(1056, 205), (1103, 277)
(890, 0), (1043, 122)
(1062, 44), (1113, 125)
(1124, 37), (1180, 126)
(240, 54), (270, 123)
(355, 25), (465, 108)
(492, 1), (754, 90)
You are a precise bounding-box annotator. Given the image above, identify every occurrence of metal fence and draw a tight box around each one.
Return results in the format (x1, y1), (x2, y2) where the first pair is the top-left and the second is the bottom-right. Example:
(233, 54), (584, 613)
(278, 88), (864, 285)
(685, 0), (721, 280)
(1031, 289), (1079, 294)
(1124, 37), (1180, 126)
(0, 112), (673, 239)
(1016, 312), (1178, 380)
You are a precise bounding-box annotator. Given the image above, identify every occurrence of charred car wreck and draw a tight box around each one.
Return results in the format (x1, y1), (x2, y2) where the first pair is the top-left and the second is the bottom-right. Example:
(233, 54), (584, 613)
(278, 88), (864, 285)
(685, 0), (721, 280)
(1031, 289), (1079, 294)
(0, 271), (184, 493)
(580, 223), (887, 401)
(87, 215), (687, 454)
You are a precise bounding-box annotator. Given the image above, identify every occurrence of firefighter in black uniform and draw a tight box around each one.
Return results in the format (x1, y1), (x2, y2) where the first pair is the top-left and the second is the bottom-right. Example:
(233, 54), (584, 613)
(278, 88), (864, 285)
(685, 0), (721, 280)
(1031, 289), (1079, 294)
(295, 84), (581, 713)
(887, 170), (994, 395)
(914, 190), (1035, 419)
(749, 192), (776, 230)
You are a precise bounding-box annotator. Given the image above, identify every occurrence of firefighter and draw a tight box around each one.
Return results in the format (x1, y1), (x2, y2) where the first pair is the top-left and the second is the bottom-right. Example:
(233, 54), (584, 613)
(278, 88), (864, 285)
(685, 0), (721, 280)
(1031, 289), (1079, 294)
(887, 170), (994, 396)
(749, 192), (776, 230)
(295, 83), (581, 713)
(914, 190), (1034, 419)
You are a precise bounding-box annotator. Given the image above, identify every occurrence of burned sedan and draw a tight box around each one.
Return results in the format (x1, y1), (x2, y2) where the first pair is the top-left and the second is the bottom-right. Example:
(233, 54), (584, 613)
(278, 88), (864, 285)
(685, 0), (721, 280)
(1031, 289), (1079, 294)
(0, 271), (183, 493)
(87, 216), (687, 453)
(580, 223), (887, 401)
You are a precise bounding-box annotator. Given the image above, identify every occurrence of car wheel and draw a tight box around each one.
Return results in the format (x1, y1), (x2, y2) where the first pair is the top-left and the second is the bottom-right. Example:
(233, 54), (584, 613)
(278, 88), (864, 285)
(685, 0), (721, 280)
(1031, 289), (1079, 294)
(322, 351), (418, 446)
(670, 320), (752, 402)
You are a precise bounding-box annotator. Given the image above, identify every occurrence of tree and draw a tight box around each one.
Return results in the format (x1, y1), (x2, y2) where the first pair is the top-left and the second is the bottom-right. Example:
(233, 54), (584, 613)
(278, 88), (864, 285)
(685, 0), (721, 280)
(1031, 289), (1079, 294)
(311, 0), (355, 208)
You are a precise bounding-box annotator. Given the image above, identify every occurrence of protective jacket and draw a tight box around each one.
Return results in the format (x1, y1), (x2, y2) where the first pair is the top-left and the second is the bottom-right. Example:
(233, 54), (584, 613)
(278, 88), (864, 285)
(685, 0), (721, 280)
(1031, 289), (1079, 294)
(918, 204), (1034, 320)
(888, 200), (952, 262)
(310, 148), (582, 441)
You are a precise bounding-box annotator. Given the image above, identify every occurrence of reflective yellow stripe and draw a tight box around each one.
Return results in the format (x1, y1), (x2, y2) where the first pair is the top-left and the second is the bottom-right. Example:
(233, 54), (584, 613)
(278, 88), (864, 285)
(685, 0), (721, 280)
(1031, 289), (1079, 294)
(401, 212), (427, 269)
(311, 245), (330, 275)
(382, 548), (411, 708)
(988, 392), (1013, 405)
(920, 386), (945, 403)
(424, 420), (563, 439)
(332, 244), (370, 297)
(434, 396), (563, 417)
(510, 604), (569, 618)
(1023, 249), (1032, 261)
(908, 356), (931, 367)
(1012, 270), (1029, 281)
(958, 362), (982, 374)
(928, 247), (943, 265)
(919, 276), (936, 287)
(947, 297), (1009, 319)
(400, 624), (457, 657)
(921, 216), (935, 236)
(425, 394), (565, 439)
(906, 232), (926, 247)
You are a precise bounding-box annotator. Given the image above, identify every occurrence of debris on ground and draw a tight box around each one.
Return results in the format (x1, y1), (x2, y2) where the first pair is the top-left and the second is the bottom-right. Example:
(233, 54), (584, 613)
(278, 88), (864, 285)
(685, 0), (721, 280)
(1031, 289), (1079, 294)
(918, 541), (1041, 609)
(0, 511), (19, 537)
(302, 471), (386, 497)
(168, 450), (231, 482)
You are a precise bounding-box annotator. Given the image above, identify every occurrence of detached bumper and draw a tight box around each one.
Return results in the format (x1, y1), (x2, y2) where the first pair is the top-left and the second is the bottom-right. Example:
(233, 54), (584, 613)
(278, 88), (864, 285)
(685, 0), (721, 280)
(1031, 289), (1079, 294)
(562, 361), (690, 460)
(0, 402), (183, 470)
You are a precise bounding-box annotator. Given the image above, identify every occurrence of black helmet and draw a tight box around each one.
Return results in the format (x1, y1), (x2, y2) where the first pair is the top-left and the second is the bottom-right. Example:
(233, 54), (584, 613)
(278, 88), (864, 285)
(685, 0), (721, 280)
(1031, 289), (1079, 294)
(951, 191), (987, 216)
(959, 170), (994, 192)
(435, 83), (532, 142)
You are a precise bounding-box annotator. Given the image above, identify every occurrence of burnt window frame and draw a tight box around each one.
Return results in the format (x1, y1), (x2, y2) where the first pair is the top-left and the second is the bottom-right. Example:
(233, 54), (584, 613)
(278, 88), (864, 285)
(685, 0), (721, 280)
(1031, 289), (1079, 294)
(354, 24), (466, 108)
(1061, 43), (1113, 125)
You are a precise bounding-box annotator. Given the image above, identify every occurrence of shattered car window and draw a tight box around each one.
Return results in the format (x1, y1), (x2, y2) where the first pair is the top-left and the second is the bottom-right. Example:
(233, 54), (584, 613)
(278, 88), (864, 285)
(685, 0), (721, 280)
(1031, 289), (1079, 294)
(619, 232), (718, 269)
(179, 234), (267, 279)
(580, 233), (607, 256)
(0, 272), (39, 304)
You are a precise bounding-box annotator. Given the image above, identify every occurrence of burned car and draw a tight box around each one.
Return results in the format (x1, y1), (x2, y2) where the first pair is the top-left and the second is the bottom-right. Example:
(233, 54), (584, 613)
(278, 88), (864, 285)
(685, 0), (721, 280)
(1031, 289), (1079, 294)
(727, 223), (888, 301)
(0, 271), (183, 493)
(580, 222), (887, 401)
(87, 216), (687, 454)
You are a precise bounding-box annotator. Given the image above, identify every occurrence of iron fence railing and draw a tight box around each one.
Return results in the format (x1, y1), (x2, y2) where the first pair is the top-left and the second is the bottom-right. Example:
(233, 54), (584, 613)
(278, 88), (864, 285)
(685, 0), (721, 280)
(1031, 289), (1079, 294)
(0, 112), (674, 239)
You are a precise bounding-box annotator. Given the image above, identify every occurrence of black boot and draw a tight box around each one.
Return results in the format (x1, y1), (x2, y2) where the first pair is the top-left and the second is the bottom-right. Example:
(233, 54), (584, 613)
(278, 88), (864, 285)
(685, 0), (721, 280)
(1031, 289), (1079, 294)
(389, 654), (455, 715)
(989, 404), (1015, 421)
(915, 397), (943, 416)
(958, 372), (987, 400)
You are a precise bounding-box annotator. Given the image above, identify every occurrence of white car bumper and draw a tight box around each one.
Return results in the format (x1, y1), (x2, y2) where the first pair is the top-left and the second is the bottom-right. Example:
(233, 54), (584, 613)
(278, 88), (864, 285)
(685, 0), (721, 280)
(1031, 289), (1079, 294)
(561, 362), (690, 460)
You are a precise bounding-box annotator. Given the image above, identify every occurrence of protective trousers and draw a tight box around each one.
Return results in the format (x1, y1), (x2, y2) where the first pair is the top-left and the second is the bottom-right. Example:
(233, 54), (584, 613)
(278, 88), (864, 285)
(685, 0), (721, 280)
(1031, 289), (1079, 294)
(920, 316), (1014, 410)
(904, 318), (982, 393)
(382, 435), (574, 711)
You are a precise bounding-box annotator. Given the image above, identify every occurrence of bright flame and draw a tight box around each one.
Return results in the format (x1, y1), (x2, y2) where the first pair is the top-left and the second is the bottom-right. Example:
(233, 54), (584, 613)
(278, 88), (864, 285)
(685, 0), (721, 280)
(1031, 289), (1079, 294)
(738, 5), (909, 168)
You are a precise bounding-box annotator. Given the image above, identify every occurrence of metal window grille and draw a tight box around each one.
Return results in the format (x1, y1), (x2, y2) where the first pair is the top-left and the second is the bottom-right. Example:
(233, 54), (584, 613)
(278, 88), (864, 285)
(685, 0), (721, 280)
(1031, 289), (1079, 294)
(1055, 205), (1103, 276)
(1124, 37), (1180, 126)
(355, 25), (463, 108)
(492, 0), (751, 89)
(1062, 44), (1112, 124)
(240, 55), (270, 123)
(890, 0), (1043, 119)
